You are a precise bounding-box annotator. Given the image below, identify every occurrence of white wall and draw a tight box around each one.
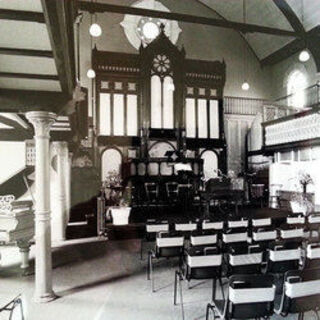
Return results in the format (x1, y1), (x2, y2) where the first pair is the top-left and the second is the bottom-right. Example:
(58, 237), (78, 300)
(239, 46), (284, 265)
(0, 141), (25, 184)
(79, 0), (272, 117)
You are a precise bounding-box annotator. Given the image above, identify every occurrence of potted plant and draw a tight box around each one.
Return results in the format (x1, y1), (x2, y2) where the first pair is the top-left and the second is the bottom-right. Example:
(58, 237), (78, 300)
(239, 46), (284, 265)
(102, 172), (132, 226)
(290, 170), (314, 216)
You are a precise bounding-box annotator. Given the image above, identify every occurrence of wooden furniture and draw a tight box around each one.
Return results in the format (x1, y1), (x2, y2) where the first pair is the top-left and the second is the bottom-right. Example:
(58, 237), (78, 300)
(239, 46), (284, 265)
(0, 198), (34, 270)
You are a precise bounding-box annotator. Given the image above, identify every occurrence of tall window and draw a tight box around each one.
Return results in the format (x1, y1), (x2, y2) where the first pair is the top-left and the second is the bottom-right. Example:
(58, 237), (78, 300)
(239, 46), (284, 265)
(185, 87), (219, 139)
(151, 54), (174, 129)
(287, 70), (307, 109)
(99, 81), (138, 136)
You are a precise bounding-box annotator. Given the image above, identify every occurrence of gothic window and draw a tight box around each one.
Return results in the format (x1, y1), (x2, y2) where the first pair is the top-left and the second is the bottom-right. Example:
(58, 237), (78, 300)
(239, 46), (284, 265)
(151, 54), (174, 129)
(287, 70), (307, 109)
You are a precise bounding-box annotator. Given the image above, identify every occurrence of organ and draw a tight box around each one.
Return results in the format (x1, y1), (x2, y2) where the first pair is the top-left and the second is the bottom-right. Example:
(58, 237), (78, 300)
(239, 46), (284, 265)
(94, 25), (227, 221)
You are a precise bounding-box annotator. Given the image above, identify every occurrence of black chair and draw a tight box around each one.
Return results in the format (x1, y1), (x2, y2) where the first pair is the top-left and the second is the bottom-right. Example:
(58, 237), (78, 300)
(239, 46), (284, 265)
(190, 230), (218, 248)
(174, 246), (223, 320)
(305, 243), (320, 269)
(147, 231), (184, 292)
(307, 214), (320, 240)
(279, 224), (304, 241)
(202, 219), (224, 232)
(144, 182), (159, 203)
(227, 243), (263, 275)
(227, 218), (248, 229)
(274, 269), (320, 319)
(206, 274), (275, 320)
(166, 182), (179, 203)
(0, 295), (24, 320)
(140, 219), (169, 259)
(266, 241), (302, 274)
(222, 227), (248, 251)
(252, 217), (272, 228)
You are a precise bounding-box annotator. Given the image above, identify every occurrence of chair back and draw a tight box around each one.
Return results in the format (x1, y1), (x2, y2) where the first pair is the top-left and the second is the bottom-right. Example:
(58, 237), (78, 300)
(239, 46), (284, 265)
(145, 183), (159, 202)
(279, 269), (320, 315)
(228, 274), (275, 319)
(279, 225), (304, 240)
(175, 222), (197, 232)
(166, 182), (179, 202)
(223, 227), (248, 245)
(202, 219), (224, 231)
(190, 230), (217, 247)
(252, 218), (272, 227)
(228, 219), (248, 229)
(267, 241), (301, 273)
(252, 227), (277, 242)
(305, 243), (320, 268)
(156, 232), (184, 257)
(286, 215), (305, 225)
(185, 246), (222, 280)
(228, 244), (263, 275)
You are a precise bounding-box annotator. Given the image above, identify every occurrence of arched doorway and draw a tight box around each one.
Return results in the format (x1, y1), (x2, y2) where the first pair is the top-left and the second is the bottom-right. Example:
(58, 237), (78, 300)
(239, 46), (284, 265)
(201, 150), (218, 180)
(101, 148), (122, 181)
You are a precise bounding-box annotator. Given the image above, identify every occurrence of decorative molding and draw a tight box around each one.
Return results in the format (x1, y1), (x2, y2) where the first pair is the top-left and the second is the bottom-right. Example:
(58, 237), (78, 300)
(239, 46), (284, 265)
(26, 111), (57, 139)
(265, 112), (320, 146)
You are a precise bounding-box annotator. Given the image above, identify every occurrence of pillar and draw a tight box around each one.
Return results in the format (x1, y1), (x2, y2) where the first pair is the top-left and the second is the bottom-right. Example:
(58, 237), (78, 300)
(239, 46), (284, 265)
(26, 111), (57, 303)
(52, 141), (68, 242)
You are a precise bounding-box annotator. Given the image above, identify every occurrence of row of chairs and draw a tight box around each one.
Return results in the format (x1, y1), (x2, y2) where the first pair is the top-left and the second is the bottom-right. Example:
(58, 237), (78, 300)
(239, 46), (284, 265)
(206, 269), (320, 320)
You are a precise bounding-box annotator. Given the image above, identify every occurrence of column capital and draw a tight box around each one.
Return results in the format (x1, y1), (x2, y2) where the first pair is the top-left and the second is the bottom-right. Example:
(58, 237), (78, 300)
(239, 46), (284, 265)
(26, 111), (57, 139)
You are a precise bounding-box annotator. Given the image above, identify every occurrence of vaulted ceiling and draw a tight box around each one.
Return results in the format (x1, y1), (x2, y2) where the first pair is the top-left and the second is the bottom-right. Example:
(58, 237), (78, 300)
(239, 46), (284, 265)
(197, 0), (320, 67)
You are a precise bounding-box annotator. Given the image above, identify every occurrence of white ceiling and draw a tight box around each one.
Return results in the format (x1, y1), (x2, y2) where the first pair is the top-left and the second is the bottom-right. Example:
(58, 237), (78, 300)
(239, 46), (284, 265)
(0, 0), (61, 92)
(198, 0), (304, 59)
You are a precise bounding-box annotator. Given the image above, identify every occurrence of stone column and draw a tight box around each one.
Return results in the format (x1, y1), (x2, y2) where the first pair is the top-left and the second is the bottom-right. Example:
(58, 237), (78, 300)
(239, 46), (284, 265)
(66, 152), (72, 224)
(26, 111), (57, 303)
(52, 141), (68, 242)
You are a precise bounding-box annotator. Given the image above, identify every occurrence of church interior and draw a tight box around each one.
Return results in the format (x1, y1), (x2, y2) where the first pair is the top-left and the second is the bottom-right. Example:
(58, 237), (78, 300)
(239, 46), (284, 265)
(1, 0), (320, 319)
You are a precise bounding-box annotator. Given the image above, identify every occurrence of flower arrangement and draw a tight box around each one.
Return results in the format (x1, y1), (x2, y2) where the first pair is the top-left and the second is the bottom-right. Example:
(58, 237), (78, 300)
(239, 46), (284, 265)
(290, 170), (314, 215)
(297, 170), (313, 193)
(102, 170), (122, 189)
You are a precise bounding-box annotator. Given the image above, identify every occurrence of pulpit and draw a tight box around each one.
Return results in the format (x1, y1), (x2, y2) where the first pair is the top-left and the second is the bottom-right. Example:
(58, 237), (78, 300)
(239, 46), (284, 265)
(0, 196), (34, 269)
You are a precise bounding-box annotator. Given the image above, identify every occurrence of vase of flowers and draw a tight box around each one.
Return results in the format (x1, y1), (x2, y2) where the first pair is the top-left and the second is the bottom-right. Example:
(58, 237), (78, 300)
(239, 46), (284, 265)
(290, 170), (314, 216)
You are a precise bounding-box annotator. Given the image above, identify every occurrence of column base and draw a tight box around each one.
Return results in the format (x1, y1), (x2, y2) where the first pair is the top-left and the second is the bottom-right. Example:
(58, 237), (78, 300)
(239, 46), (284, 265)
(33, 291), (58, 303)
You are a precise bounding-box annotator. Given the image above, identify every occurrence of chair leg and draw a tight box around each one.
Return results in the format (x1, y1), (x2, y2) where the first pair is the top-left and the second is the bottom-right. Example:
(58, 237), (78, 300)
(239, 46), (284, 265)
(218, 278), (225, 301)
(212, 278), (217, 301)
(140, 238), (144, 260)
(174, 271), (178, 305)
(206, 303), (214, 320)
(178, 272), (185, 320)
(150, 255), (155, 292)
(147, 251), (151, 280)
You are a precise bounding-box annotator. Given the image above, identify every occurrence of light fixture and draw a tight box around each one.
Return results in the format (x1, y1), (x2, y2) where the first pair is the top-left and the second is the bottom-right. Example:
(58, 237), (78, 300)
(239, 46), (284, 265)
(242, 82), (250, 91)
(89, 23), (102, 37)
(299, 49), (310, 62)
(87, 68), (96, 79)
(241, 0), (250, 91)
(142, 21), (160, 40)
(299, 0), (309, 63)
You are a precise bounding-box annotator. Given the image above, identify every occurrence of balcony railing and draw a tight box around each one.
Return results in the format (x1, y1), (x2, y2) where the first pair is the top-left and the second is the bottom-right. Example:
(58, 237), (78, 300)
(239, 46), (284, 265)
(275, 83), (320, 109)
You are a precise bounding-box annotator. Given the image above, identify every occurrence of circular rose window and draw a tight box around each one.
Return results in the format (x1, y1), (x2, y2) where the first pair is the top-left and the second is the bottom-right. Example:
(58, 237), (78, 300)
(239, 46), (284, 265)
(120, 0), (181, 49)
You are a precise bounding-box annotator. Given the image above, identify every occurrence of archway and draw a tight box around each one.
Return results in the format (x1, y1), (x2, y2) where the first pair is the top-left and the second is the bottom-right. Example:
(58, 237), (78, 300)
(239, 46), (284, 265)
(101, 148), (122, 181)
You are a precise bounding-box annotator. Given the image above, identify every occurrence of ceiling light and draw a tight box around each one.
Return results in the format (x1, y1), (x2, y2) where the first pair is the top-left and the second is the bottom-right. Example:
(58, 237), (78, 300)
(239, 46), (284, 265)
(89, 23), (102, 37)
(142, 21), (159, 40)
(299, 50), (310, 62)
(87, 69), (96, 79)
(242, 82), (250, 91)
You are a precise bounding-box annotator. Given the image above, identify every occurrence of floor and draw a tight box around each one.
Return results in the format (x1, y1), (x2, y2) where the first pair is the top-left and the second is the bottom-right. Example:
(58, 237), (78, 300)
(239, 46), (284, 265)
(0, 239), (318, 320)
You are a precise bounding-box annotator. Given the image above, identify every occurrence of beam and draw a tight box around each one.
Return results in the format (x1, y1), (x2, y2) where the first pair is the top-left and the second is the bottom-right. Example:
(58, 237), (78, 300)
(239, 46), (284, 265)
(0, 89), (70, 113)
(261, 26), (320, 70)
(41, 0), (76, 98)
(0, 129), (32, 141)
(78, 1), (298, 37)
(0, 115), (27, 131)
(0, 9), (45, 23)
(0, 47), (53, 58)
(272, 0), (305, 35)
(0, 72), (58, 81)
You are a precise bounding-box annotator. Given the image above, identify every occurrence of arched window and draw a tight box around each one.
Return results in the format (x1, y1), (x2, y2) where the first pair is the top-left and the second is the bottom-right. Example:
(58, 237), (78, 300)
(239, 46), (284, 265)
(287, 70), (307, 109)
(101, 148), (122, 181)
(201, 150), (218, 180)
(151, 54), (174, 129)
